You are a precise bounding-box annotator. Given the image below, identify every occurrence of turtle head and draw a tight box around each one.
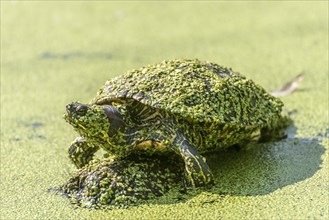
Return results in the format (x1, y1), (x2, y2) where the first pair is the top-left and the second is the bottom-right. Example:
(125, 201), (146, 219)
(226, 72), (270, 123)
(64, 102), (128, 154)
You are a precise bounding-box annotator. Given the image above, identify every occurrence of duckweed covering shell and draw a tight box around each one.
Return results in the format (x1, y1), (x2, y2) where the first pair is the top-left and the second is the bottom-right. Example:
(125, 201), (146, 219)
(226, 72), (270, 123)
(93, 59), (283, 125)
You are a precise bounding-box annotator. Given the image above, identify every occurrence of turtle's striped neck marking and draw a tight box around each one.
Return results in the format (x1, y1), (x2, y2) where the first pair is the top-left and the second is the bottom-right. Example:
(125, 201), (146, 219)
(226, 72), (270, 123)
(128, 101), (168, 124)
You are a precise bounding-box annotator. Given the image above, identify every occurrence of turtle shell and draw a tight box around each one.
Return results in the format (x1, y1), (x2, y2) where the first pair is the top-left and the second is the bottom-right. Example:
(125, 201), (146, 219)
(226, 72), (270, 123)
(92, 59), (283, 126)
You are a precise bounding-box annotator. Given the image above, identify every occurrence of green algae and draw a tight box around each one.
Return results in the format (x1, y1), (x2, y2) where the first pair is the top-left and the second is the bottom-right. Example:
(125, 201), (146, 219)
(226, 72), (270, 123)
(1, 1), (328, 220)
(56, 154), (185, 209)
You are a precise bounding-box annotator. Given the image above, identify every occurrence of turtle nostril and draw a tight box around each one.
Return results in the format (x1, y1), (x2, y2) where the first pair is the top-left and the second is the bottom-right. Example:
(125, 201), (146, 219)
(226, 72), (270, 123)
(66, 104), (75, 115)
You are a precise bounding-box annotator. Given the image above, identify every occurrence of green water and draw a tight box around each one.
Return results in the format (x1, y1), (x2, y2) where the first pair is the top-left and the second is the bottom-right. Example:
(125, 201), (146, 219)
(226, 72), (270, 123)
(1, 1), (328, 219)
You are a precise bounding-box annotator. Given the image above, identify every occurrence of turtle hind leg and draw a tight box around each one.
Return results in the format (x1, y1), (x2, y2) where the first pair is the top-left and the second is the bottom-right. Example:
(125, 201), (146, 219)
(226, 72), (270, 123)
(68, 136), (99, 168)
(174, 137), (214, 188)
(259, 115), (291, 142)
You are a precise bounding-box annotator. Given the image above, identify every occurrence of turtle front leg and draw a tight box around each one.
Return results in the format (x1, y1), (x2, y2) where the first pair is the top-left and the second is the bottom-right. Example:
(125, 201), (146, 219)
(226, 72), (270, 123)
(174, 135), (214, 188)
(68, 136), (99, 168)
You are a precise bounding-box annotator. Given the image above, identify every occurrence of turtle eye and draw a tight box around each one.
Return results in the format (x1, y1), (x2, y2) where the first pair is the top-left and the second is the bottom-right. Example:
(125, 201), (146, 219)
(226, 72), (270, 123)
(76, 104), (89, 116)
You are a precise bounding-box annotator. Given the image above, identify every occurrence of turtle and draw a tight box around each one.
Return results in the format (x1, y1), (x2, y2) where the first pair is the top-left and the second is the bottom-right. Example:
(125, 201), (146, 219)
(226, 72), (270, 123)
(64, 59), (291, 188)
